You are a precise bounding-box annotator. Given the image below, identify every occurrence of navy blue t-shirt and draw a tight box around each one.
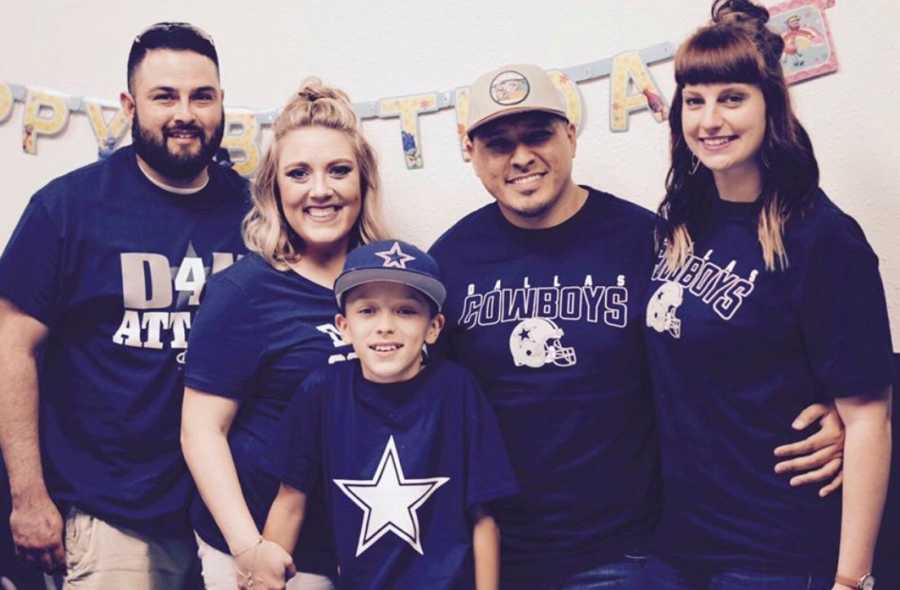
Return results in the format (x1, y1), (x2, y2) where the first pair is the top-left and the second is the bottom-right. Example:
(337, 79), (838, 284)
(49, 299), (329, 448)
(266, 360), (518, 590)
(185, 252), (353, 576)
(644, 191), (894, 574)
(429, 187), (661, 583)
(0, 146), (249, 534)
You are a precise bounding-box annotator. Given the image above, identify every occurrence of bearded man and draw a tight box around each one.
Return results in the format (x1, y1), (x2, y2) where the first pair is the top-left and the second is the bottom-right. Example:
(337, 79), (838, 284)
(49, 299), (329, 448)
(0, 22), (248, 589)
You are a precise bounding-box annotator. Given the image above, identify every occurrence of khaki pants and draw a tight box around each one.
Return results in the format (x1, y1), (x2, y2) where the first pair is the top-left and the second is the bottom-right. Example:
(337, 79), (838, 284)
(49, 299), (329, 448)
(62, 507), (194, 590)
(194, 533), (334, 590)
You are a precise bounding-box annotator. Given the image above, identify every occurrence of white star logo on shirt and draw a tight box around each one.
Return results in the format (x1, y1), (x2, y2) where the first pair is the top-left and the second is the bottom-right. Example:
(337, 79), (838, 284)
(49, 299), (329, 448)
(334, 436), (449, 557)
(374, 242), (416, 269)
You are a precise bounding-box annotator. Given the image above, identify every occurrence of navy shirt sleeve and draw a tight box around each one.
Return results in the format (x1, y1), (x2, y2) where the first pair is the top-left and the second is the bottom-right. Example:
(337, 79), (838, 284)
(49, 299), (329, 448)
(461, 372), (519, 509)
(185, 274), (263, 399)
(800, 213), (894, 398)
(267, 373), (325, 494)
(0, 194), (62, 326)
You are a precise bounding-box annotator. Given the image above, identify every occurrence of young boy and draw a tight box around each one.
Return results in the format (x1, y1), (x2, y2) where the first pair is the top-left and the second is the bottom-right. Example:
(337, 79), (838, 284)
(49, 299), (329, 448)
(256, 240), (519, 590)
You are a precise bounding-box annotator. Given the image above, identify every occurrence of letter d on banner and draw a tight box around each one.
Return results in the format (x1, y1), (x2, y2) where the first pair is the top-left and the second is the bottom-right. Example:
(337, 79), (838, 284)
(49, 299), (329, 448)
(22, 91), (69, 154)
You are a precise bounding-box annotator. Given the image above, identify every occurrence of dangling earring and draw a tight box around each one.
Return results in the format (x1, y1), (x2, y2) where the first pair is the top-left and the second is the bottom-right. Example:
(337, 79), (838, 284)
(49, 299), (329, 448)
(761, 151), (771, 170)
(689, 153), (701, 175)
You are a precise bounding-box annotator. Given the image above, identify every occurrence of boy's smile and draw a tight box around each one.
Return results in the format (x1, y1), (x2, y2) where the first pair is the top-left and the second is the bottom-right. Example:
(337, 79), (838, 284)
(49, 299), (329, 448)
(337, 282), (444, 384)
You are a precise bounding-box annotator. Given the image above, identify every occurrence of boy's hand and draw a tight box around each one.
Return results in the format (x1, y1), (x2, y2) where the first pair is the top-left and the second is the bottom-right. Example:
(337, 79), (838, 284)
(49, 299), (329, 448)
(236, 539), (297, 590)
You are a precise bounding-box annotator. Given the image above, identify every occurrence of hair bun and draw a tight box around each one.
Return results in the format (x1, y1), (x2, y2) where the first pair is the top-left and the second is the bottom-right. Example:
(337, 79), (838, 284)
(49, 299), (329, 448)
(711, 0), (784, 67)
(712, 0), (770, 26)
(295, 77), (351, 105)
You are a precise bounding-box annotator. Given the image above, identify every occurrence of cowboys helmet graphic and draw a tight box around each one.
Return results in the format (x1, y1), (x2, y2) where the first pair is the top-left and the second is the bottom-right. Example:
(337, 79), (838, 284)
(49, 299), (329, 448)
(509, 317), (577, 368)
(646, 282), (684, 339)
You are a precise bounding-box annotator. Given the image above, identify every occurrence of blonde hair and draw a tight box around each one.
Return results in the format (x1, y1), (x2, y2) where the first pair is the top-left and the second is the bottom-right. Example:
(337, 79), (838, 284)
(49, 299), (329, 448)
(242, 78), (387, 269)
(661, 200), (787, 274)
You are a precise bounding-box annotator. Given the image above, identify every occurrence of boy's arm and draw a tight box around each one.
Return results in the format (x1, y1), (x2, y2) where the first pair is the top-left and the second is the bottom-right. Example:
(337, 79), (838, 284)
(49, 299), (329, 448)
(831, 387), (892, 589)
(263, 483), (308, 553)
(235, 483), (306, 590)
(472, 505), (501, 590)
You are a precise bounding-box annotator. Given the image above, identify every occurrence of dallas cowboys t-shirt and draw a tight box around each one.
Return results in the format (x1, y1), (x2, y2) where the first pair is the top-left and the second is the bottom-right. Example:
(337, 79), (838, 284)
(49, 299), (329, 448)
(266, 359), (518, 590)
(185, 252), (353, 576)
(429, 187), (661, 583)
(644, 191), (894, 574)
(0, 146), (248, 534)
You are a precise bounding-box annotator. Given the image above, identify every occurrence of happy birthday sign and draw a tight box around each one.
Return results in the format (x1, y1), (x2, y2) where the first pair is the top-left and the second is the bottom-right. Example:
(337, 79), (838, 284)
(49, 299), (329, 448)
(0, 0), (841, 177)
(1, 43), (673, 175)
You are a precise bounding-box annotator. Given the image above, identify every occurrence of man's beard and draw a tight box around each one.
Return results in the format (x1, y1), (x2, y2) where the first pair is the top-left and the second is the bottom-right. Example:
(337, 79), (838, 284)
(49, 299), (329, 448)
(131, 108), (225, 181)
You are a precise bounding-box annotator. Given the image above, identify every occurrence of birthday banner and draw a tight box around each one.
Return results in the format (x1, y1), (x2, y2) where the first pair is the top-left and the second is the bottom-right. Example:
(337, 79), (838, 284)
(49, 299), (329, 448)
(0, 2), (838, 176)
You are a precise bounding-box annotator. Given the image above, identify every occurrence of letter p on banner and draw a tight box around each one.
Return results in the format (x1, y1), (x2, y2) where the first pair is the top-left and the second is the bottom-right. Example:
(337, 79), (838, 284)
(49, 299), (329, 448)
(22, 91), (69, 154)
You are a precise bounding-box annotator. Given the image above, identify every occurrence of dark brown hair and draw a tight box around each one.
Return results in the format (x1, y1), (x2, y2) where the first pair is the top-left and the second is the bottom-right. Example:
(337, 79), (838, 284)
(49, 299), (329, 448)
(656, 0), (819, 271)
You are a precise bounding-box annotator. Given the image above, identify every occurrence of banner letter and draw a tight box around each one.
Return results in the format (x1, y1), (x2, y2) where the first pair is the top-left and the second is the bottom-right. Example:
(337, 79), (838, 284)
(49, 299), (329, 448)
(378, 93), (439, 170)
(221, 110), (261, 177)
(609, 51), (668, 132)
(22, 91), (70, 154)
(0, 82), (13, 123)
(85, 102), (131, 159)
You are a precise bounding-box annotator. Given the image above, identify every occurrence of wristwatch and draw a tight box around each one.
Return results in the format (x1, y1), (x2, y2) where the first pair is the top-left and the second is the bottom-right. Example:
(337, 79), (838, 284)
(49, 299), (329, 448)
(835, 573), (875, 590)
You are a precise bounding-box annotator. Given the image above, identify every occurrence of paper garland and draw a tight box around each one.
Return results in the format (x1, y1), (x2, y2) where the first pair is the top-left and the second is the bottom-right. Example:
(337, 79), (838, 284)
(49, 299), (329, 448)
(220, 110), (261, 177)
(0, 41), (673, 173)
(377, 93), (440, 169)
(0, 83), (13, 123)
(22, 91), (69, 154)
(610, 52), (669, 131)
(0, 2), (841, 176)
(767, 0), (839, 84)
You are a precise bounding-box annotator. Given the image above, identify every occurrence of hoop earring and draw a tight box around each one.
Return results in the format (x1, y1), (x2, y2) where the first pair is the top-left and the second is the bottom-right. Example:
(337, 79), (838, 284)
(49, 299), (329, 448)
(689, 153), (701, 175)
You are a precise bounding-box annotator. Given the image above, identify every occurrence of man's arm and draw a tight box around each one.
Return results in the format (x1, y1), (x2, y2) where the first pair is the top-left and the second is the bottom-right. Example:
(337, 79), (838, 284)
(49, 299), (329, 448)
(0, 298), (63, 573)
(472, 506), (500, 590)
(775, 402), (845, 497)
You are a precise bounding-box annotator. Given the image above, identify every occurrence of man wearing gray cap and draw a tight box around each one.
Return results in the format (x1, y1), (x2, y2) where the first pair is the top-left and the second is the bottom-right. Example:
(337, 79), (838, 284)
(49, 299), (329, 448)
(429, 63), (842, 589)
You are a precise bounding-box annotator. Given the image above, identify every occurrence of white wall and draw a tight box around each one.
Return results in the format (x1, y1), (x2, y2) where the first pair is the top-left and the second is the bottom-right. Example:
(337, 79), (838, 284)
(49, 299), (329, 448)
(1, 0), (898, 348)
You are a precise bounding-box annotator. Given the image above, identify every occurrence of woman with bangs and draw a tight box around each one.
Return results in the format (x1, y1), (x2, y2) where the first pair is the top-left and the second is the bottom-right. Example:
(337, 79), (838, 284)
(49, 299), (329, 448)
(644, 1), (893, 589)
(180, 78), (387, 590)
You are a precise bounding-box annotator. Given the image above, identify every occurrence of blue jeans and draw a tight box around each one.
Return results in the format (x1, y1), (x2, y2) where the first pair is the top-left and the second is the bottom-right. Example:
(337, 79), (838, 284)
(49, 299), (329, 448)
(644, 556), (832, 590)
(503, 555), (647, 590)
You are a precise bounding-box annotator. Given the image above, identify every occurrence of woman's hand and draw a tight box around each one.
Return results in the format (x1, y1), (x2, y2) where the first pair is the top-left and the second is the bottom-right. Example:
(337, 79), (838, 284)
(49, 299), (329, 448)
(774, 402), (845, 497)
(235, 539), (297, 590)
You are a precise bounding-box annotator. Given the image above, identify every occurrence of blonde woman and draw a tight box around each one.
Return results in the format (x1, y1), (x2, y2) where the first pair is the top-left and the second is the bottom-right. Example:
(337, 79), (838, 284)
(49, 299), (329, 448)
(644, 1), (893, 588)
(181, 79), (387, 590)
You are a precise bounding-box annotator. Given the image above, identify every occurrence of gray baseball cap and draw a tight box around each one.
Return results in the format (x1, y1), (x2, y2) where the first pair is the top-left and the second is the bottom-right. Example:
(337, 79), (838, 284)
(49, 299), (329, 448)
(466, 64), (568, 136)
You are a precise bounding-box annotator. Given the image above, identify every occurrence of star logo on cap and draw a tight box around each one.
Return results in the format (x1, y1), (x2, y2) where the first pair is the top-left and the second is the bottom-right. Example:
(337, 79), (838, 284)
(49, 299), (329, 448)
(334, 436), (449, 556)
(375, 241), (416, 269)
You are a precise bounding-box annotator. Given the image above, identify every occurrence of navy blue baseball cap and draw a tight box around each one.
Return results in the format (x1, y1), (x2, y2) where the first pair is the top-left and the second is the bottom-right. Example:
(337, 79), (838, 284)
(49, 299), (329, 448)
(334, 240), (447, 311)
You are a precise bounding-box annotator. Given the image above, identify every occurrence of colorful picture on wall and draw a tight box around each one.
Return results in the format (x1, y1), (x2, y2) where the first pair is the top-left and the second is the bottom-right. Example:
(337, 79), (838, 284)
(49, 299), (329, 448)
(767, 0), (838, 84)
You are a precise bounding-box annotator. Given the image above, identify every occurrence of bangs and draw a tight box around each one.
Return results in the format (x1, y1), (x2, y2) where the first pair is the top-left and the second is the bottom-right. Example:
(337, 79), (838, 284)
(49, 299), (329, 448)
(675, 27), (766, 86)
